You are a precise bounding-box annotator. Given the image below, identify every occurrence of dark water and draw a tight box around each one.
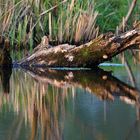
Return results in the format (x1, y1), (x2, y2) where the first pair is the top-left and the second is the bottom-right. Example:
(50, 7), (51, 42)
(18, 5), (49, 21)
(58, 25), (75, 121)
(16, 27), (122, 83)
(0, 65), (140, 140)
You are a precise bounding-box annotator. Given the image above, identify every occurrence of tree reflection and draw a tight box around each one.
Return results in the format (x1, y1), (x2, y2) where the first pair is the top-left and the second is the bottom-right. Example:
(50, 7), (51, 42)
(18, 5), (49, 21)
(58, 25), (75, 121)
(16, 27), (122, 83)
(0, 67), (140, 139)
(25, 67), (140, 103)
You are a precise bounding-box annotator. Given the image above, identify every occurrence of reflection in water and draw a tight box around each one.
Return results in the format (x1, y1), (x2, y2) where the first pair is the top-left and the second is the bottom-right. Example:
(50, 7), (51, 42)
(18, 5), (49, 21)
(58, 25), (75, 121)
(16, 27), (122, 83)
(0, 66), (12, 94)
(0, 67), (140, 139)
(13, 72), (66, 140)
(0, 66), (12, 105)
(25, 67), (140, 102)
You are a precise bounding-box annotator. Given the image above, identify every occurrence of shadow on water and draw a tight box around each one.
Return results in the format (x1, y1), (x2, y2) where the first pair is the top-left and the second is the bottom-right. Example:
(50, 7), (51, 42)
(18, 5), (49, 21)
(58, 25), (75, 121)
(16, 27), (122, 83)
(0, 66), (12, 94)
(0, 66), (140, 140)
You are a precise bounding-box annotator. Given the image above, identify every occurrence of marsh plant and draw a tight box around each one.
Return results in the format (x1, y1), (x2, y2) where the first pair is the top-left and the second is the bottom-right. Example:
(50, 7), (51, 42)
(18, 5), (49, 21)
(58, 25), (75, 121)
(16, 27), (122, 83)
(0, 0), (139, 50)
(0, 0), (99, 49)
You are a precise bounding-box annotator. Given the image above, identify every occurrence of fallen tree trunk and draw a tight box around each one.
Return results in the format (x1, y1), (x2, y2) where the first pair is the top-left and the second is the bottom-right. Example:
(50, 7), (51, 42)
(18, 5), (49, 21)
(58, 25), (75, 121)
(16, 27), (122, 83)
(24, 67), (140, 104)
(19, 29), (140, 67)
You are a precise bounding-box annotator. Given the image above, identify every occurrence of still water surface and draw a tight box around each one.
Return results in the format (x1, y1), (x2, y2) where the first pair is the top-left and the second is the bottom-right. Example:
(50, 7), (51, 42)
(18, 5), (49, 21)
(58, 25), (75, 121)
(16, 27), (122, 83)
(0, 65), (140, 140)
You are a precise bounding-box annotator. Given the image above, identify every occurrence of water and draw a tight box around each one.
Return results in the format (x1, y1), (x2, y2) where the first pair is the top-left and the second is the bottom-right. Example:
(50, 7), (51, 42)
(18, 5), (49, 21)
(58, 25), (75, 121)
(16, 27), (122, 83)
(0, 65), (140, 140)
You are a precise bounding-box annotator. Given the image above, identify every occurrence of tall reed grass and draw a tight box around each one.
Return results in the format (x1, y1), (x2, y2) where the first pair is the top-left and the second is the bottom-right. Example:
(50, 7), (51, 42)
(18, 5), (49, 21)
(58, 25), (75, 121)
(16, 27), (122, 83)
(0, 0), (139, 51)
(0, 0), (99, 49)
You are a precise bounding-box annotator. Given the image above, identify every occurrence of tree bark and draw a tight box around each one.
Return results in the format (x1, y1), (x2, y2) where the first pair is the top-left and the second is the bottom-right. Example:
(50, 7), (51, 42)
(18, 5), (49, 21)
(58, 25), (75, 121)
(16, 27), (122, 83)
(19, 29), (140, 68)
(24, 66), (140, 104)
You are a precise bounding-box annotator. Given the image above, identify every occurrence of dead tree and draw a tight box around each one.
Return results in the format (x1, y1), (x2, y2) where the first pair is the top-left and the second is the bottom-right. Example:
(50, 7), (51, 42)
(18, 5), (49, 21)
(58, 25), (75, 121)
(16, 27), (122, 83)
(19, 29), (140, 68)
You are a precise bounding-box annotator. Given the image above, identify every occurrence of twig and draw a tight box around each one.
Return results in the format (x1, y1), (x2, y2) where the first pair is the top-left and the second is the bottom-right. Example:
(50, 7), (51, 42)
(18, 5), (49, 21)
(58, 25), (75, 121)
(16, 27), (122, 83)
(118, 0), (137, 32)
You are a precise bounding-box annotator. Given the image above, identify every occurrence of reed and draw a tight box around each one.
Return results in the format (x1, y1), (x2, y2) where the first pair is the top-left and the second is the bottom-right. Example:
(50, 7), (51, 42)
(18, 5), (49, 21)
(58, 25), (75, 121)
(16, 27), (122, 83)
(0, 0), (139, 52)
(0, 0), (98, 50)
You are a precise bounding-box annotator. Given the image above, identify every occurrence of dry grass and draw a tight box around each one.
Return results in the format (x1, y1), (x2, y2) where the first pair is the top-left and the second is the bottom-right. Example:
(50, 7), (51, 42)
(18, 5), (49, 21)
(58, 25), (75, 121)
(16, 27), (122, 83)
(0, 0), (99, 48)
(56, 0), (99, 44)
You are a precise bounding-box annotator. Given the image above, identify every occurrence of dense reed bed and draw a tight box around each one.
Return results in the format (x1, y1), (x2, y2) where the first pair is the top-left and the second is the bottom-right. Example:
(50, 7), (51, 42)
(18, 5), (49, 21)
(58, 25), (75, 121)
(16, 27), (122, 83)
(0, 0), (99, 48)
(0, 0), (139, 51)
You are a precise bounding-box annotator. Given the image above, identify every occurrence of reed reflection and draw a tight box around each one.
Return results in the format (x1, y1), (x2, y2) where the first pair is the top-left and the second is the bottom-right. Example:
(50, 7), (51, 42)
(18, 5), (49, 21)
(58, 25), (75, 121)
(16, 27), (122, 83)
(0, 67), (140, 140)
(10, 70), (68, 140)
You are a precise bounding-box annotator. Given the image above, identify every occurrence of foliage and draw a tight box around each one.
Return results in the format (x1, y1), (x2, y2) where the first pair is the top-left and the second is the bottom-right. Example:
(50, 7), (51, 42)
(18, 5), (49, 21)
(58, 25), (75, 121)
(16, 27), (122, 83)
(95, 0), (140, 32)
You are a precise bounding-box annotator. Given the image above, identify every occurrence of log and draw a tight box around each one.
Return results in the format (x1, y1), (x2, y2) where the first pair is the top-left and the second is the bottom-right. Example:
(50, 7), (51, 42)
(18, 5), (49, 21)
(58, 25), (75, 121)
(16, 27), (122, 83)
(19, 29), (140, 67)
(24, 66), (140, 105)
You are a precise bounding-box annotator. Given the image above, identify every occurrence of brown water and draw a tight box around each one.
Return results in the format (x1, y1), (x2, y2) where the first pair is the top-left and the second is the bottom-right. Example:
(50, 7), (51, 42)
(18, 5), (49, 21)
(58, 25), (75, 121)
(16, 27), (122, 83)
(0, 64), (140, 140)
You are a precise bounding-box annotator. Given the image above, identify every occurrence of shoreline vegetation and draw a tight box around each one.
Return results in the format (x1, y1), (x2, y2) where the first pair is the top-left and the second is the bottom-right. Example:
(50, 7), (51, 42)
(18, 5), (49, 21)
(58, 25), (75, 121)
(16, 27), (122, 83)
(0, 0), (140, 66)
(0, 0), (99, 48)
(0, 0), (139, 48)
